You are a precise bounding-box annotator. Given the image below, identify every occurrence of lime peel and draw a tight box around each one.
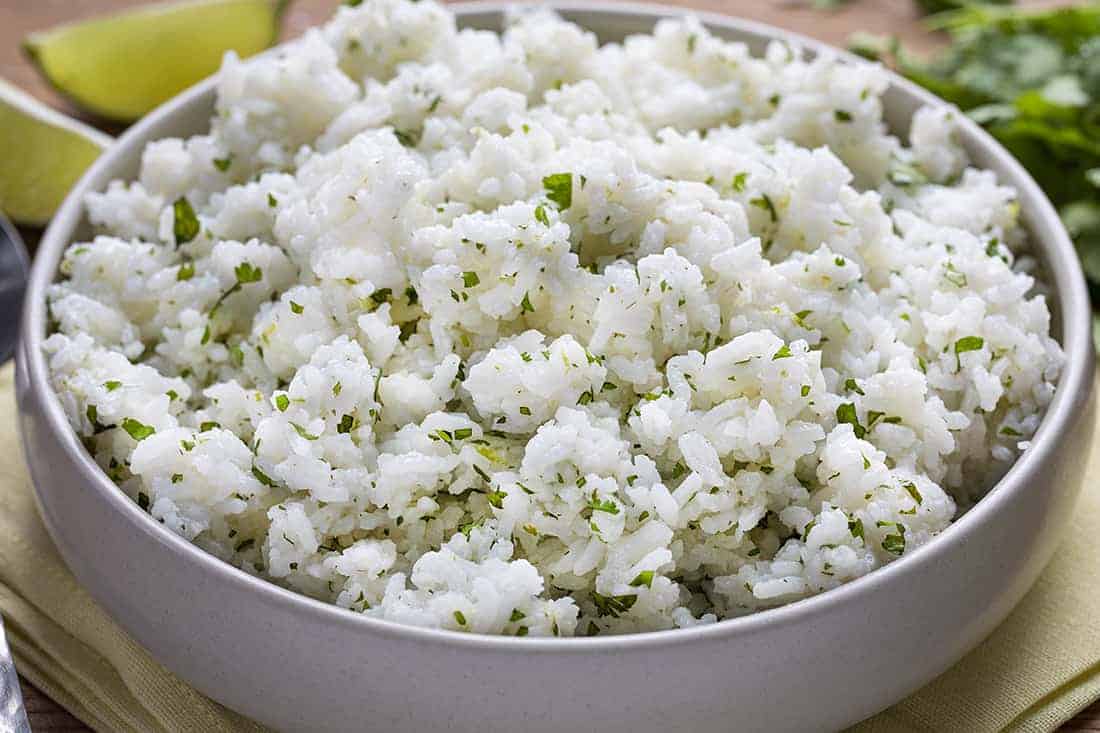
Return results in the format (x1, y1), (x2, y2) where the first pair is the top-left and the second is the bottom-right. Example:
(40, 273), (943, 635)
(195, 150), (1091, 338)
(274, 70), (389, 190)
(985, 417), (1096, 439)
(0, 77), (112, 225)
(23, 0), (289, 123)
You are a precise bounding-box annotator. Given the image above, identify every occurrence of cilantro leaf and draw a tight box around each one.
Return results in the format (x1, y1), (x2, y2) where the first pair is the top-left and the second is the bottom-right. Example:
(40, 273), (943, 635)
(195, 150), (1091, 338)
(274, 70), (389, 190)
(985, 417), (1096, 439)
(542, 173), (573, 210)
(172, 197), (199, 244)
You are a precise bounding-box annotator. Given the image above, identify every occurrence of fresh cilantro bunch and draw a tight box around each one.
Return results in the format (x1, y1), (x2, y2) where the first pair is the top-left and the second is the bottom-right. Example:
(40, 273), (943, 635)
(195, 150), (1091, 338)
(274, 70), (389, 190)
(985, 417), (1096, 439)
(851, 3), (1100, 297)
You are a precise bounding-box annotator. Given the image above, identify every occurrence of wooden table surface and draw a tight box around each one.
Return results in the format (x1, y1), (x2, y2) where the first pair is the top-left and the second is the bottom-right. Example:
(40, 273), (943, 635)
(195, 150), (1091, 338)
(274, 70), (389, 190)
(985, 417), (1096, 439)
(2, 0), (1097, 730)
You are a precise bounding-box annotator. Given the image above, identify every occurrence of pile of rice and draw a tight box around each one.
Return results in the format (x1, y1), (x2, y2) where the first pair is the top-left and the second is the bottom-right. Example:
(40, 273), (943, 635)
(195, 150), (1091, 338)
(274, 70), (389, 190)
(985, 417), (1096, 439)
(44, 0), (1063, 636)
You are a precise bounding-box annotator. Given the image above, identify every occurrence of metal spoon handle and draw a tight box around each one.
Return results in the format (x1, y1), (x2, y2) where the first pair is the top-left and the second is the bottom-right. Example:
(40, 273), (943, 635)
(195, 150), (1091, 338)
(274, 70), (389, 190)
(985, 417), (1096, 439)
(0, 213), (33, 732)
(0, 614), (30, 733)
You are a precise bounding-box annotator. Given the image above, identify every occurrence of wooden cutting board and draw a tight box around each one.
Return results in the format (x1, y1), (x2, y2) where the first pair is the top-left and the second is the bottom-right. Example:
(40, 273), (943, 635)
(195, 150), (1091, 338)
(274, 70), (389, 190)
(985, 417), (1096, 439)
(0, 0), (1095, 730)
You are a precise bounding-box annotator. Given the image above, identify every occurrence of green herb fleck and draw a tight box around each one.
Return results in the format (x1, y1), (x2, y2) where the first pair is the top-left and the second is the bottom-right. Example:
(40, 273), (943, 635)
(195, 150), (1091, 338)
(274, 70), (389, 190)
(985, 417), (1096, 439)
(290, 422), (319, 440)
(587, 495), (619, 515)
(542, 172), (573, 210)
(591, 591), (637, 618)
(880, 522), (906, 555)
(954, 336), (984, 368)
(252, 465), (277, 487)
(234, 261), (262, 284)
(750, 193), (778, 222)
(121, 418), (155, 441)
(836, 403), (866, 439)
(172, 197), (199, 244)
(534, 204), (550, 226)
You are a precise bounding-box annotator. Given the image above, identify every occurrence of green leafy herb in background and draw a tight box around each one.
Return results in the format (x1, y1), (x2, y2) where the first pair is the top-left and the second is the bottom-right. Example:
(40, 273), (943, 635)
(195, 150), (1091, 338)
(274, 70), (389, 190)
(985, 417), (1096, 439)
(850, 2), (1100, 339)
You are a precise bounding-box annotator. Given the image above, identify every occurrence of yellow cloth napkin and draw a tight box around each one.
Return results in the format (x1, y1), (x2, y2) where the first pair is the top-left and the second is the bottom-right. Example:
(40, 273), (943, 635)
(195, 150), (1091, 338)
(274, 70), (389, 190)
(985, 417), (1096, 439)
(0, 361), (1097, 732)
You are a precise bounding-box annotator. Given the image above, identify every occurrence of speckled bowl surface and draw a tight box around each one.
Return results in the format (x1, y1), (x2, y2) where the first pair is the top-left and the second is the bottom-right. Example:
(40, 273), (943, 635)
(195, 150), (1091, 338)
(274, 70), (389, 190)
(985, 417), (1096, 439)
(15, 4), (1096, 732)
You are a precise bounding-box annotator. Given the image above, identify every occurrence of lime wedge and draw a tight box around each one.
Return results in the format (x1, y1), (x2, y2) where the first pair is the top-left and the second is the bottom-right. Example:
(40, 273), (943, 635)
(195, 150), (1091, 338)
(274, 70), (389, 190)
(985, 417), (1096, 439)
(24, 0), (288, 123)
(0, 78), (112, 226)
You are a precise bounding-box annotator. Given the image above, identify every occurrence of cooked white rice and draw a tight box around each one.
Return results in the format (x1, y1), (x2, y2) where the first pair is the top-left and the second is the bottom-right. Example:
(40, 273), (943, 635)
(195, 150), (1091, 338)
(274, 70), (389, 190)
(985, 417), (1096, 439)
(44, 0), (1063, 636)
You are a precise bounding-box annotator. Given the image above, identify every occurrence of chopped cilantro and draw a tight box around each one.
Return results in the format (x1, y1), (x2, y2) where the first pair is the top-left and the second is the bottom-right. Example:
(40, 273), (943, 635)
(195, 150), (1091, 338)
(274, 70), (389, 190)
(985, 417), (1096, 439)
(177, 261), (195, 281)
(393, 128), (420, 147)
(591, 591), (637, 618)
(629, 570), (655, 588)
(749, 193), (778, 222)
(943, 261), (968, 288)
(954, 336), (984, 368)
(462, 271), (480, 288)
(534, 204), (550, 226)
(587, 495), (619, 515)
(103, 380), (121, 392)
(880, 522), (906, 555)
(234, 261), (262, 284)
(121, 418), (155, 441)
(290, 422), (319, 440)
(172, 197), (199, 244)
(836, 402), (866, 439)
(542, 172), (573, 210)
(252, 465), (277, 487)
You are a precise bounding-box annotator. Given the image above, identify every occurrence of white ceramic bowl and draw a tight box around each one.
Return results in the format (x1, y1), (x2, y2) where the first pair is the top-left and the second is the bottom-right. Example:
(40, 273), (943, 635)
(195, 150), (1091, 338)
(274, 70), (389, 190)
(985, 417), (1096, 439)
(15, 4), (1096, 731)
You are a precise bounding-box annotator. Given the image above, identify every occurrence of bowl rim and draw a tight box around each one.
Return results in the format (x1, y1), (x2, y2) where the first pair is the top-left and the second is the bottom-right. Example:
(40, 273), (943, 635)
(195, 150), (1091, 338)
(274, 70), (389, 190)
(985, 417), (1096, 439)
(18, 0), (1094, 652)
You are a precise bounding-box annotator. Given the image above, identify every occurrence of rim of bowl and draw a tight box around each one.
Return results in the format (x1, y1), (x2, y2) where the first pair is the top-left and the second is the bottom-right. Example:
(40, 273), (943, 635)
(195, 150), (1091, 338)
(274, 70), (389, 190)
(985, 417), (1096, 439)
(19, 1), (1094, 652)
